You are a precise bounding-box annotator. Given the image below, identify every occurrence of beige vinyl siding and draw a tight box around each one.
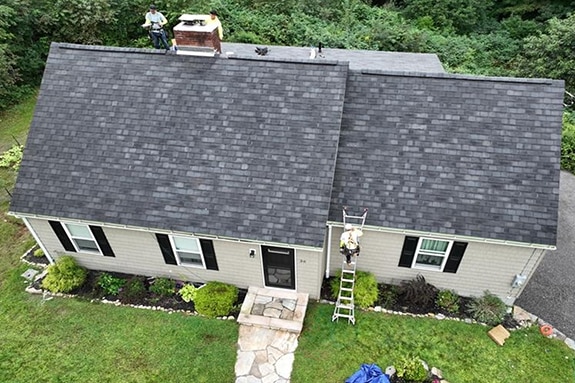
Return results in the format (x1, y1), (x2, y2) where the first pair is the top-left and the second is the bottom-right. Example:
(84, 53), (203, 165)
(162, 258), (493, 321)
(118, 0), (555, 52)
(28, 218), (323, 299)
(328, 226), (545, 303)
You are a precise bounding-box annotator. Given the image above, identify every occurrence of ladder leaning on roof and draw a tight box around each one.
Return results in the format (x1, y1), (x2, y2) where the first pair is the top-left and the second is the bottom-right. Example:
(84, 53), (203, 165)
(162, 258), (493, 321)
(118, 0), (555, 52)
(332, 207), (368, 325)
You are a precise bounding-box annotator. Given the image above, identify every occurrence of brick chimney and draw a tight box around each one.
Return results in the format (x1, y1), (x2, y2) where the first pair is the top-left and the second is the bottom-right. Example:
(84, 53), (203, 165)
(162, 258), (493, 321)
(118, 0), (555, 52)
(173, 14), (222, 56)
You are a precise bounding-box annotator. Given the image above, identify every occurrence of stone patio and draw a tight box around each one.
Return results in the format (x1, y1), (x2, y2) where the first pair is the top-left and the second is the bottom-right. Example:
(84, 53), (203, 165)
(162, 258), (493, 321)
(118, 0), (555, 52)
(235, 286), (309, 382)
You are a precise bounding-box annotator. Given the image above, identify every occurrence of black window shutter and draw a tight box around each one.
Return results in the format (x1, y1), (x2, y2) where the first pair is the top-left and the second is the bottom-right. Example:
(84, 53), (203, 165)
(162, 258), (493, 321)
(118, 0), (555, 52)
(398, 236), (419, 268)
(443, 241), (467, 273)
(89, 226), (115, 257)
(200, 239), (219, 271)
(48, 220), (76, 252)
(156, 233), (178, 265)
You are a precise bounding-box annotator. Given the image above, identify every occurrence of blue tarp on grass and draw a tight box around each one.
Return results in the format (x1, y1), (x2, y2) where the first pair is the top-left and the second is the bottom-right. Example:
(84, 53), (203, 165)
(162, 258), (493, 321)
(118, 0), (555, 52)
(345, 363), (390, 383)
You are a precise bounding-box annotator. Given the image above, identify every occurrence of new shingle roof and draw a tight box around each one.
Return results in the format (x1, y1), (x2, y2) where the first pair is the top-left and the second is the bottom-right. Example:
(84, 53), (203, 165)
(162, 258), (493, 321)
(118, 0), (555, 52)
(328, 70), (564, 246)
(10, 43), (349, 248)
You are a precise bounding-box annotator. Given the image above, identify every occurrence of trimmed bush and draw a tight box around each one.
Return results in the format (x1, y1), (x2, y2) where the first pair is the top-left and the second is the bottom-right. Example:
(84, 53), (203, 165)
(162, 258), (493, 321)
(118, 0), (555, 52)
(330, 270), (378, 309)
(149, 277), (176, 297)
(466, 290), (507, 326)
(97, 272), (126, 296)
(41, 256), (87, 293)
(193, 281), (238, 318)
(33, 248), (45, 258)
(396, 354), (429, 382)
(436, 289), (460, 314)
(118, 276), (147, 304)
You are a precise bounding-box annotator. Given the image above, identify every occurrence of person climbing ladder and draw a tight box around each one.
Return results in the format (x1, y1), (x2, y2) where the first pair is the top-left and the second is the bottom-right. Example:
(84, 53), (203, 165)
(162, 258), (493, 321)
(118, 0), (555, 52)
(340, 223), (363, 265)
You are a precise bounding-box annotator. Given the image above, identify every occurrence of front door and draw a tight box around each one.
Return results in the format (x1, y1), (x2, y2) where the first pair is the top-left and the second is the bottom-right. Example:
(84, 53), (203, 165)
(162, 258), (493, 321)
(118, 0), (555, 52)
(261, 245), (295, 290)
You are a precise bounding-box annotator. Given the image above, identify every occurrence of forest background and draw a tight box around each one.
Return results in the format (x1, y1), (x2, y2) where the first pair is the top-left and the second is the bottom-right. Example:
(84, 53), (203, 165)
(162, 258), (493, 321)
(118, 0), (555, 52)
(1, 0), (574, 169)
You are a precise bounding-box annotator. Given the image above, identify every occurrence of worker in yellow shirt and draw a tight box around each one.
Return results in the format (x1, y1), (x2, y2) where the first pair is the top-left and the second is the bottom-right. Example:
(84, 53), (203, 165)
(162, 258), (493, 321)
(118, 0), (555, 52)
(206, 10), (223, 40)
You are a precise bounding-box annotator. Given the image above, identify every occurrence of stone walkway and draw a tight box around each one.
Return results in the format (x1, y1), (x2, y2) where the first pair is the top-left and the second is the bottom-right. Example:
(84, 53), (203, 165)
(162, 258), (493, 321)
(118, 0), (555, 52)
(235, 287), (309, 383)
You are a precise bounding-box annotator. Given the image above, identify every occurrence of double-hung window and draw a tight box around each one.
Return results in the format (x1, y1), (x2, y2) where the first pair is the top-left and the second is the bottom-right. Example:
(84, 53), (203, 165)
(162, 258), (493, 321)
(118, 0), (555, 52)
(412, 238), (453, 271)
(170, 236), (204, 267)
(64, 223), (101, 253)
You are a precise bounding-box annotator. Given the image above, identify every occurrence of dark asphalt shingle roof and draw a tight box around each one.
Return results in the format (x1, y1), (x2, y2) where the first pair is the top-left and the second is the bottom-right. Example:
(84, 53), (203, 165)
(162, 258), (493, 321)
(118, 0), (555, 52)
(328, 70), (564, 246)
(10, 43), (349, 248)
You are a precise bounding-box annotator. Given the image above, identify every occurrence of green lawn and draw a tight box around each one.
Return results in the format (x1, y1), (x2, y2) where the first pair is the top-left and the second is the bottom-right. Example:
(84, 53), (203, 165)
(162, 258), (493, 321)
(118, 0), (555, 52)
(1, 94), (574, 383)
(292, 303), (575, 383)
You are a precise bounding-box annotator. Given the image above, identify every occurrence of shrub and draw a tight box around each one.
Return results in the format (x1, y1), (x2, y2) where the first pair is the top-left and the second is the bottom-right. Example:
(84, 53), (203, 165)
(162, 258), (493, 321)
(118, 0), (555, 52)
(395, 354), (429, 382)
(436, 289), (460, 314)
(149, 277), (176, 297)
(399, 274), (439, 308)
(118, 276), (147, 304)
(330, 270), (378, 309)
(194, 281), (238, 318)
(466, 290), (507, 326)
(41, 256), (87, 293)
(33, 248), (45, 258)
(561, 111), (575, 173)
(97, 272), (126, 296)
(178, 284), (198, 303)
(378, 284), (399, 309)
(0, 144), (23, 171)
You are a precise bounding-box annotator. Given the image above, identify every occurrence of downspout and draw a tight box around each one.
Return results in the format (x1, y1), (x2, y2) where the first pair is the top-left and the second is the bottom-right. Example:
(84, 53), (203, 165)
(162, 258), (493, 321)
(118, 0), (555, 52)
(325, 224), (332, 278)
(21, 217), (54, 264)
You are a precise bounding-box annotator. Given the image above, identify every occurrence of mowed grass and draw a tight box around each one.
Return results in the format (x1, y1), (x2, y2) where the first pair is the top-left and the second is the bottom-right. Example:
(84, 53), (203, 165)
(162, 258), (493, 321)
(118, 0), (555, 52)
(0, 94), (238, 383)
(292, 303), (575, 383)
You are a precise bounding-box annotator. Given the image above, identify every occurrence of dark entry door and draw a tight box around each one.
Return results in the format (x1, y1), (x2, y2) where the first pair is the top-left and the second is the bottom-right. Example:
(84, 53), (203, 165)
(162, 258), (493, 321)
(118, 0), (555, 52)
(261, 246), (295, 290)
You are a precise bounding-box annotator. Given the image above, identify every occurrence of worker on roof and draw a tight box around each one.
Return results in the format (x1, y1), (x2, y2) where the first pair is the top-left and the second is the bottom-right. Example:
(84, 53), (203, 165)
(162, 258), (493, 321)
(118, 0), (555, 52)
(142, 5), (170, 50)
(206, 10), (223, 41)
(340, 223), (363, 265)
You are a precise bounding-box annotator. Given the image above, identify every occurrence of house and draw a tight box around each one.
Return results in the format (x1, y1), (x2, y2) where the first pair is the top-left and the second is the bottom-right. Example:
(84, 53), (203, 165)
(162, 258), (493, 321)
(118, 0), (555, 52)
(9, 42), (564, 304)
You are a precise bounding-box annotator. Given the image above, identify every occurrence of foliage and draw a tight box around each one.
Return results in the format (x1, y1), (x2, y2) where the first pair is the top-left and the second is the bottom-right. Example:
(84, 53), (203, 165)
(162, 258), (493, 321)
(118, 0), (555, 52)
(149, 277), (176, 297)
(97, 272), (126, 296)
(193, 281), (238, 318)
(41, 256), (87, 293)
(178, 283), (198, 302)
(0, 144), (23, 171)
(436, 289), (460, 314)
(378, 284), (399, 309)
(561, 111), (575, 172)
(513, 14), (575, 95)
(395, 354), (429, 382)
(33, 248), (44, 258)
(466, 290), (507, 326)
(330, 270), (378, 309)
(118, 276), (147, 304)
(399, 274), (439, 308)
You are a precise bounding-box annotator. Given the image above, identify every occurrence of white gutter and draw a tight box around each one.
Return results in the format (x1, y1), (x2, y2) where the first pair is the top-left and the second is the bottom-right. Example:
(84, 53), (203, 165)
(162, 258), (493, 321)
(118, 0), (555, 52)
(9, 212), (324, 253)
(326, 221), (557, 250)
(21, 217), (54, 264)
(325, 224), (333, 278)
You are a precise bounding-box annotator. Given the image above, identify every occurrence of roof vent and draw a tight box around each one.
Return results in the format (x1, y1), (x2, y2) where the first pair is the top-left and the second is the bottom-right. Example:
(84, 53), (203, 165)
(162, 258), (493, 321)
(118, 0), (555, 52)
(173, 14), (221, 56)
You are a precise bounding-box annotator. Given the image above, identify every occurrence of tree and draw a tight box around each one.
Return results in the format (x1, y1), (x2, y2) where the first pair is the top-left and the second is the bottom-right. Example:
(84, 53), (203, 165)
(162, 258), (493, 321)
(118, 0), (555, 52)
(514, 14), (575, 95)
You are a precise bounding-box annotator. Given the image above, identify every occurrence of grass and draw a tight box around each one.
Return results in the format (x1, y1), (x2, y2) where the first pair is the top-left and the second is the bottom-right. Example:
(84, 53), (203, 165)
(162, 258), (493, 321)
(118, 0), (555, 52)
(1, 94), (574, 383)
(292, 303), (575, 383)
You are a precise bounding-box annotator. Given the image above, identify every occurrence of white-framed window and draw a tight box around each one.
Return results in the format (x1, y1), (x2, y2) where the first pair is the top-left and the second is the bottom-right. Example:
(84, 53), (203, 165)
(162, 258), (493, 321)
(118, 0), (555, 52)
(64, 222), (101, 254)
(412, 238), (453, 271)
(169, 235), (205, 267)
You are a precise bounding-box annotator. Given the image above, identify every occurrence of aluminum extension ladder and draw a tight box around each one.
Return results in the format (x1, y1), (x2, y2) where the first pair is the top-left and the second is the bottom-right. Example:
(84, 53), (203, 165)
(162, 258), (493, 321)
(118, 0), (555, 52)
(332, 208), (368, 325)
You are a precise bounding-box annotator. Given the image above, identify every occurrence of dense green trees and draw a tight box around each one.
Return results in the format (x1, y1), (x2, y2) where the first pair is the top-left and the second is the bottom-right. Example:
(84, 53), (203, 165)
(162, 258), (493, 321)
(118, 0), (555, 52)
(0, 0), (573, 111)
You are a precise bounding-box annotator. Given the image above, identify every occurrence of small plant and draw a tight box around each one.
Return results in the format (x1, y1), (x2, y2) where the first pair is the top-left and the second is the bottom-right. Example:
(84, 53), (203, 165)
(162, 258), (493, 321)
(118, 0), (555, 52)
(149, 277), (176, 297)
(33, 248), (45, 258)
(97, 272), (126, 296)
(194, 281), (238, 318)
(396, 354), (429, 382)
(378, 284), (399, 309)
(178, 284), (198, 303)
(400, 274), (439, 308)
(466, 290), (507, 326)
(41, 256), (87, 293)
(330, 270), (378, 309)
(118, 276), (147, 304)
(0, 144), (23, 171)
(436, 289), (460, 314)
